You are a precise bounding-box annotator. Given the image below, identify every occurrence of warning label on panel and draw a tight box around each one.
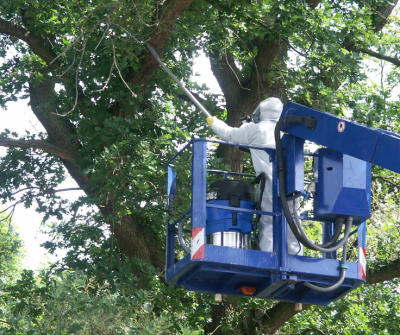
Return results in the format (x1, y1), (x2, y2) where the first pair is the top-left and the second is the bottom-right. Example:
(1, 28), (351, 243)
(191, 227), (205, 260)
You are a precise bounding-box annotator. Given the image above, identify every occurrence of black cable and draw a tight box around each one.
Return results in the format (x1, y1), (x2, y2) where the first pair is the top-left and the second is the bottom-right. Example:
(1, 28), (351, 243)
(319, 219), (343, 248)
(275, 117), (317, 248)
(304, 237), (349, 292)
(251, 173), (267, 251)
(252, 172), (267, 229)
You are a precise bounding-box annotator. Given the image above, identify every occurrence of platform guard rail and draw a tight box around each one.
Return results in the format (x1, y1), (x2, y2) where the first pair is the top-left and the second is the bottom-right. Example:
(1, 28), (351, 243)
(166, 138), (366, 305)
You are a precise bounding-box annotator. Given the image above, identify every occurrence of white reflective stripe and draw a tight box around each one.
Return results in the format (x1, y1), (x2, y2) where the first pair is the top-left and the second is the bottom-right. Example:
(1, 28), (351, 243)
(359, 246), (367, 279)
(191, 228), (205, 259)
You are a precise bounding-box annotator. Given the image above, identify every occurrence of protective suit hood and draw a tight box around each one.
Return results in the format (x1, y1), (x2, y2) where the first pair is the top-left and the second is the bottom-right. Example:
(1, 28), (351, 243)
(251, 97), (283, 123)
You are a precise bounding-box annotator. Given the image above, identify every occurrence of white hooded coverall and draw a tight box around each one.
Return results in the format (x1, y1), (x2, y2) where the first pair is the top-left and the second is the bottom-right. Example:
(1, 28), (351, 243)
(211, 97), (302, 255)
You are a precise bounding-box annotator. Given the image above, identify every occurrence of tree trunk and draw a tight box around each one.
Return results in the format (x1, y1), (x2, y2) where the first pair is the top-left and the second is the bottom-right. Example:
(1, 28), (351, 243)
(113, 214), (164, 268)
(204, 303), (224, 335)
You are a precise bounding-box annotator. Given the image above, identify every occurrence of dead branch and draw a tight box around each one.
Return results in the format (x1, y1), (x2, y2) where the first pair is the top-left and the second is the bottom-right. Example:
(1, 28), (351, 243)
(111, 39), (137, 97)
(223, 39), (250, 91)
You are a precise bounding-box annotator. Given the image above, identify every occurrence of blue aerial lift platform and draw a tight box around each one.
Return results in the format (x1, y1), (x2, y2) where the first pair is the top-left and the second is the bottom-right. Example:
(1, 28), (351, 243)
(165, 102), (399, 306)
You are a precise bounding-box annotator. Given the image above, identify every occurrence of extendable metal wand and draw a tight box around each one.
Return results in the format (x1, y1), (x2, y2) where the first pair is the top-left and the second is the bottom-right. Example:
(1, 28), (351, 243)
(146, 43), (212, 118)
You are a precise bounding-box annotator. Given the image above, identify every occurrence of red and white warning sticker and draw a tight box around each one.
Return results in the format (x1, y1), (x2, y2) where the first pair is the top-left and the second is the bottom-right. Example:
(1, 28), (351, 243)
(191, 227), (205, 260)
(337, 121), (346, 133)
(359, 246), (367, 280)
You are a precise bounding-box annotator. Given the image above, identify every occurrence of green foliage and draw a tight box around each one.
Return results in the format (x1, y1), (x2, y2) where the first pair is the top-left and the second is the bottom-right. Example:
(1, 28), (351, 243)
(2, 0), (400, 334)
(0, 266), (203, 334)
(0, 219), (22, 284)
(282, 279), (400, 334)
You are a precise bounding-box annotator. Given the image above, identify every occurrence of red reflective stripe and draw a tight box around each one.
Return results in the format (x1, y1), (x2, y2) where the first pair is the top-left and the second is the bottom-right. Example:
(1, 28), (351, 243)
(191, 227), (205, 260)
(191, 227), (203, 239)
(359, 246), (367, 280)
(359, 263), (366, 280)
(192, 244), (205, 260)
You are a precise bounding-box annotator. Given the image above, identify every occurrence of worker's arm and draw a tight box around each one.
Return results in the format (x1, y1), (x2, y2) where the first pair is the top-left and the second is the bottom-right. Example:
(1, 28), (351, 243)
(209, 117), (254, 145)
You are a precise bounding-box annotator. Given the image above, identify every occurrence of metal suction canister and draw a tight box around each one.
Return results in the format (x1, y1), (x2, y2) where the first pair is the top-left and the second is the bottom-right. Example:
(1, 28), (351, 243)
(206, 180), (255, 249)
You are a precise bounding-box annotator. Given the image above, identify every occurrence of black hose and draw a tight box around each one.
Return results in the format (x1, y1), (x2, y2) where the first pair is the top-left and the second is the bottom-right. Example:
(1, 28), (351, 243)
(252, 172), (267, 227)
(251, 173), (267, 251)
(275, 118), (309, 244)
(293, 205), (352, 253)
(303, 238), (349, 292)
(319, 219), (343, 248)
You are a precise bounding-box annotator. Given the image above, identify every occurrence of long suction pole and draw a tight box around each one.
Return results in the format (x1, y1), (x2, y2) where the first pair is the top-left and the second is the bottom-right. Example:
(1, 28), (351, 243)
(146, 43), (212, 118)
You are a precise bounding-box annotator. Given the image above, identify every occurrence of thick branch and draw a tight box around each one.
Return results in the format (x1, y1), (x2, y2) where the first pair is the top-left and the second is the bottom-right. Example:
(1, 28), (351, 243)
(352, 46), (400, 67)
(131, 0), (196, 87)
(344, 1), (398, 51)
(0, 17), (57, 67)
(247, 35), (280, 94)
(247, 1), (321, 99)
(367, 258), (400, 284)
(0, 138), (76, 161)
(114, 214), (164, 268)
(306, 0), (321, 9)
(370, 0), (399, 33)
(261, 302), (311, 334)
(209, 47), (244, 114)
(28, 80), (89, 193)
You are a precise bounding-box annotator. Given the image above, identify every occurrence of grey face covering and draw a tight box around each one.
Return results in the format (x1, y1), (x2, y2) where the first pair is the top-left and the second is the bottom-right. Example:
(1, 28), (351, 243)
(240, 106), (260, 124)
(241, 98), (283, 124)
(251, 105), (261, 124)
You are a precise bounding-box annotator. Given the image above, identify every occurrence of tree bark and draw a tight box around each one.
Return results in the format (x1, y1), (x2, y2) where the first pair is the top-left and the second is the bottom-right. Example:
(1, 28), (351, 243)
(209, 37), (287, 173)
(130, 0), (197, 87)
(260, 303), (311, 335)
(370, 0), (399, 33)
(113, 214), (164, 268)
(29, 80), (89, 192)
(204, 304), (224, 335)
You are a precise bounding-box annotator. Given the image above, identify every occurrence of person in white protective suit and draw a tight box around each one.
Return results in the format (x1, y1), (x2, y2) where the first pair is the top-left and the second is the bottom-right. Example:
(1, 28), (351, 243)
(207, 97), (302, 255)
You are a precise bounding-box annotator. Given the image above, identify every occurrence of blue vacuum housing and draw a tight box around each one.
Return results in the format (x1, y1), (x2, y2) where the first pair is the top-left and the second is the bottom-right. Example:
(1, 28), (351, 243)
(206, 180), (255, 249)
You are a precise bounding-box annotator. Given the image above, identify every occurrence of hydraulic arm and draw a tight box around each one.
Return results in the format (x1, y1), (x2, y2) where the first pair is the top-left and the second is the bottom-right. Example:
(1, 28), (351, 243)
(281, 102), (400, 173)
